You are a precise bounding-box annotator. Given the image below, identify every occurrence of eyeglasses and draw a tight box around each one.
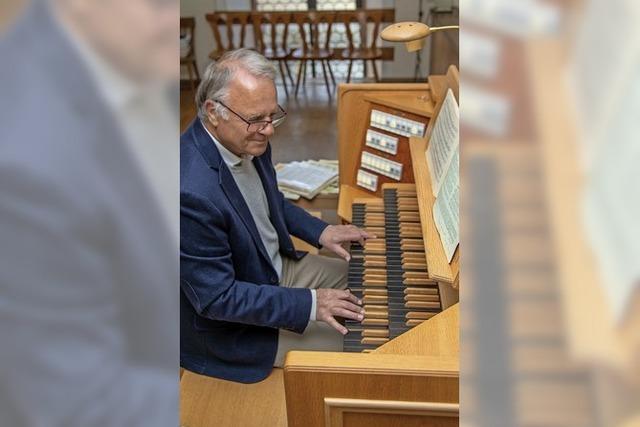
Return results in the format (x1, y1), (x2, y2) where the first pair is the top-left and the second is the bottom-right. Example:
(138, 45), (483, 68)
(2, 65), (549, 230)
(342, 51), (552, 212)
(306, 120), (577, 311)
(215, 100), (287, 133)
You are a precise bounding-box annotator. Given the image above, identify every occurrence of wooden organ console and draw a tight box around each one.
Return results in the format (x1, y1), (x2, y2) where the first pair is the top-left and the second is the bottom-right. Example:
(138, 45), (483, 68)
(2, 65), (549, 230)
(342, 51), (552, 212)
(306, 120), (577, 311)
(283, 67), (460, 427)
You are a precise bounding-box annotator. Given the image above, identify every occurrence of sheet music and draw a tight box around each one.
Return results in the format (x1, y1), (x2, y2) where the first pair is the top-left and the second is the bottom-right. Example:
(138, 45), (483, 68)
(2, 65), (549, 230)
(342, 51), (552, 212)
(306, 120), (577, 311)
(432, 149), (459, 263)
(426, 89), (459, 197)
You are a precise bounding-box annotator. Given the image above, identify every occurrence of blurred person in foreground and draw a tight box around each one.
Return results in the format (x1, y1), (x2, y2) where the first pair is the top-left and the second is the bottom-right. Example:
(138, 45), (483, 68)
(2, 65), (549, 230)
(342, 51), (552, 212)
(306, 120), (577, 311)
(181, 48), (369, 383)
(0, 0), (178, 425)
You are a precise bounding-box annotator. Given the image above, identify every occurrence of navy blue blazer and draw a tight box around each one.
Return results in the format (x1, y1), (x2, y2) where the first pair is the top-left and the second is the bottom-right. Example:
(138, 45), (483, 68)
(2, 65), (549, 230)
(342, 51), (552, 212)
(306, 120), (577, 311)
(180, 119), (329, 383)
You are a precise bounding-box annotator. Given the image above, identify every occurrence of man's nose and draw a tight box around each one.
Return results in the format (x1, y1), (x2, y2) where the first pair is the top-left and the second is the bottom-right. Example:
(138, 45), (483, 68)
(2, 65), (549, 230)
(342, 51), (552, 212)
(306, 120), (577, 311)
(259, 122), (275, 136)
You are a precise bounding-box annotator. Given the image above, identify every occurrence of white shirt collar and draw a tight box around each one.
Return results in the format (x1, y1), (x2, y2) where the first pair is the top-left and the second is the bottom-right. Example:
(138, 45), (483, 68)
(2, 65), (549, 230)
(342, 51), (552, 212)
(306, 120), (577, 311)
(201, 120), (254, 168)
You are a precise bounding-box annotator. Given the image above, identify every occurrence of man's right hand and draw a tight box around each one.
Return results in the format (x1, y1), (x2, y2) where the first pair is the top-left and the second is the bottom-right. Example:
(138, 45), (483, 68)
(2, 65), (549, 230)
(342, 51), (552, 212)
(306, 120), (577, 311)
(316, 289), (364, 335)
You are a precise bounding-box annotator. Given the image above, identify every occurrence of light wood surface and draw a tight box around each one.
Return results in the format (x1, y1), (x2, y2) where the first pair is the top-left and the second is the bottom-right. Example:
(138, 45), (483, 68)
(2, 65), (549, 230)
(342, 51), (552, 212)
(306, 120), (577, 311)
(427, 67), (459, 105)
(375, 303), (459, 357)
(284, 352), (458, 427)
(284, 352), (457, 375)
(362, 91), (434, 118)
(427, 75), (448, 103)
(283, 304), (460, 427)
(444, 65), (459, 102)
(180, 369), (287, 427)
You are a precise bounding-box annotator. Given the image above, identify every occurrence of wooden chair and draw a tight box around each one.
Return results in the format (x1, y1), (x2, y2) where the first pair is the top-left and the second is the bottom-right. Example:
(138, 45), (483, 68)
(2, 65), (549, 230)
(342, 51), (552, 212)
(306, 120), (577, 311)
(290, 11), (337, 99)
(338, 10), (387, 83)
(205, 12), (253, 61)
(180, 17), (200, 94)
(252, 12), (295, 98)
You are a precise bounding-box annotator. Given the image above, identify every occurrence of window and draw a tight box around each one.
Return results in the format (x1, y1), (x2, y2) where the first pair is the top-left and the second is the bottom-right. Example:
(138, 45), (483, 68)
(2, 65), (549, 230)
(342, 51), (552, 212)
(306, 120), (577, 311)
(254, 0), (307, 11)
(254, 1), (361, 11)
(317, 0), (359, 10)
(253, 0), (367, 81)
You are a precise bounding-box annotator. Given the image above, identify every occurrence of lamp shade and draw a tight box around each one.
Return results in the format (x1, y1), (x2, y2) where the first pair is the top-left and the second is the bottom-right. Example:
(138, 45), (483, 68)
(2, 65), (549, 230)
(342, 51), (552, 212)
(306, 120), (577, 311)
(381, 21), (459, 52)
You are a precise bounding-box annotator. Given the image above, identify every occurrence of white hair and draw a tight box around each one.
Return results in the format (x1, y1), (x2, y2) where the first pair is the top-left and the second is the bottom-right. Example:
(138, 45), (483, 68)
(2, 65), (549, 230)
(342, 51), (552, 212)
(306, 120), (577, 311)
(195, 48), (277, 121)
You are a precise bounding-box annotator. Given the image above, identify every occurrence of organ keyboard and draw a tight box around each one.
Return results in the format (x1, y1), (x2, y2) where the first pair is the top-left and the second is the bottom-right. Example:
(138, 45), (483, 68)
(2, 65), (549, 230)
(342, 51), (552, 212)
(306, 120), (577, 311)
(345, 185), (444, 352)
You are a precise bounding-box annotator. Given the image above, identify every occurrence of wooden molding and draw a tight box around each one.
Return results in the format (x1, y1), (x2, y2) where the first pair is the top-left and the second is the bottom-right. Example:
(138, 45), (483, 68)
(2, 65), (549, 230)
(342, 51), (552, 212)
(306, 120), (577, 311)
(324, 397), (459, 427)
(284, 352), (458, 376)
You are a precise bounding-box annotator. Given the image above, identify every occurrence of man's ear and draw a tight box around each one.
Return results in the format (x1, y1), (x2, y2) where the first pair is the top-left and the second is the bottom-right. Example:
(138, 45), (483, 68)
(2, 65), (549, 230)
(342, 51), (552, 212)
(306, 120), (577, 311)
(203, 100), (219, 127)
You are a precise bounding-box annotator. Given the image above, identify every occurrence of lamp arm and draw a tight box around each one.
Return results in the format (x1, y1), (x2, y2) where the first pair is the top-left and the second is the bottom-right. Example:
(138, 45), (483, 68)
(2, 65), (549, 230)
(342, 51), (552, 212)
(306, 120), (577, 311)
(429, 25), (460, 33)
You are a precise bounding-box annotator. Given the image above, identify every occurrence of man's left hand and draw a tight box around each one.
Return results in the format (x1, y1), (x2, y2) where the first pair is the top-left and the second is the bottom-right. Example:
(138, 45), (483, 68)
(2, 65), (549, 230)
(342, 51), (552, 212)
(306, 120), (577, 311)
(318, 224), (373, 261)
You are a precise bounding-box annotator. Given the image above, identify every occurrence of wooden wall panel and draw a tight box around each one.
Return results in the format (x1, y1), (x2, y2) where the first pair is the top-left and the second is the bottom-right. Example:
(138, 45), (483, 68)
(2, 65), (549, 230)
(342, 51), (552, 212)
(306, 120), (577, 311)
(284, 353), (458, 427)
(324, 398), (458, 427)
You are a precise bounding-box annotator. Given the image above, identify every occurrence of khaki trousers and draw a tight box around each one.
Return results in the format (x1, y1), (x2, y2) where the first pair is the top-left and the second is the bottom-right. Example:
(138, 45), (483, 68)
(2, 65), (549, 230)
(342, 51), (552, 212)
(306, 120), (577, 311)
(273, 254), (348, 367)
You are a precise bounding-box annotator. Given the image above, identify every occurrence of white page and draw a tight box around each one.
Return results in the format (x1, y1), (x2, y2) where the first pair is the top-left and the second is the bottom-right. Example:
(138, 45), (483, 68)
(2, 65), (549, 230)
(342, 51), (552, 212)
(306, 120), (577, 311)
(432, 149), (460, 262)
(276, 161), (337, 194)
(426, 89), (459, 197)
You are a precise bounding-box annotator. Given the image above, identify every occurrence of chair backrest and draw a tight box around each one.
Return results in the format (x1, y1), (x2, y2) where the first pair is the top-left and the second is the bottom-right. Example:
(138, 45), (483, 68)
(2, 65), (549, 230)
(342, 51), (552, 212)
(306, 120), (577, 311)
(293, 11), (336, 51)
(205, 12), (253, 52)
(252, 12), (293, 53)
(180, 17), (196, 58)
(338, 9), (392, 50)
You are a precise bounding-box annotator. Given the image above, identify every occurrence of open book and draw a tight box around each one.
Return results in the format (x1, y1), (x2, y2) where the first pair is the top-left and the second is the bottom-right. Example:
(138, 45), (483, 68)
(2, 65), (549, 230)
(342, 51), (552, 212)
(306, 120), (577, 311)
(276, 160), (338, 200)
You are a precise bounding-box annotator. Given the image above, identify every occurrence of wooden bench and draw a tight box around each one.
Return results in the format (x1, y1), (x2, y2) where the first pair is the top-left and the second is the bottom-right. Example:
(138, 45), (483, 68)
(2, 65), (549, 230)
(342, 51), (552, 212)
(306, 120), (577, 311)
(180, 368), (287, 427)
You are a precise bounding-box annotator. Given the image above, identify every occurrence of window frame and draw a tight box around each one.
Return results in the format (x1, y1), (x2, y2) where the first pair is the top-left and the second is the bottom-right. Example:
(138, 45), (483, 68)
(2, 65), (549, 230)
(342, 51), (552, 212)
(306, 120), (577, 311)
(251, 0), (364, 11)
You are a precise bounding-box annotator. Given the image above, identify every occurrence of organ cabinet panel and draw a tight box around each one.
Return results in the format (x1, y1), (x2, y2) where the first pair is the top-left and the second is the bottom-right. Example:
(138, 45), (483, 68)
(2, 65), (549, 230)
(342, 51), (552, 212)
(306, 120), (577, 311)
(336, 82), (437, 224)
